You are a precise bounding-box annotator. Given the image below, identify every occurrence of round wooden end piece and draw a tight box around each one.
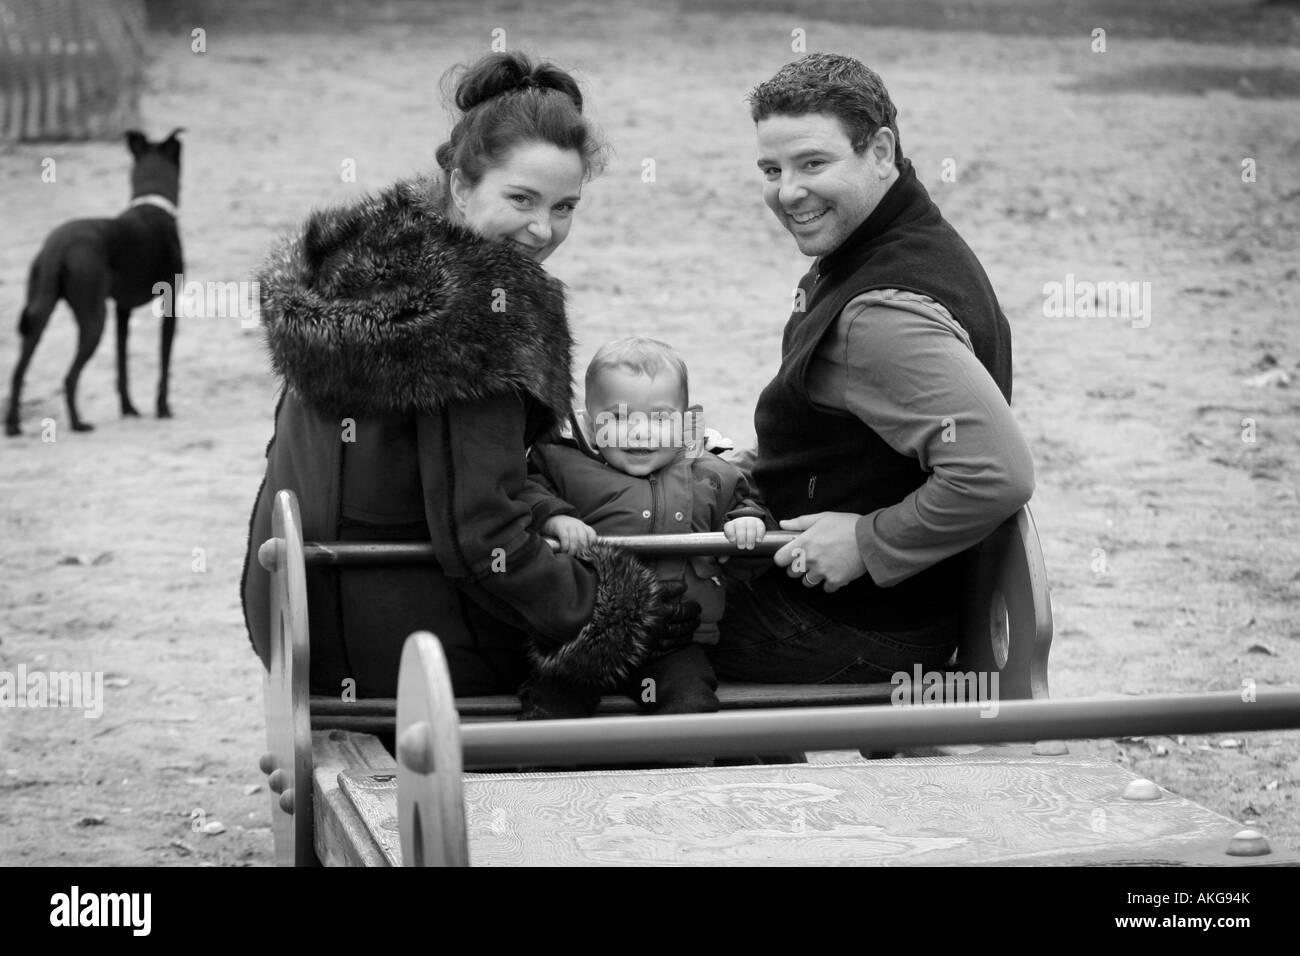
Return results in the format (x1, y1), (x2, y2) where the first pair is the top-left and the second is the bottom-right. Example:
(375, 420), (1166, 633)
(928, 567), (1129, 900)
(1226, 829), (1271, 857)
(1122, 778), (1161, 801)
(257, 538), (280, 571)
(397, 721), (437, 776)
(268, 768), (288, 794)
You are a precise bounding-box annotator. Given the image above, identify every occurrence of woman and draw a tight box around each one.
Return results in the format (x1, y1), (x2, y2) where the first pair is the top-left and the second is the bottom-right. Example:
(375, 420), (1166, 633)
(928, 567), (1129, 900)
(241, 52), (695, 700)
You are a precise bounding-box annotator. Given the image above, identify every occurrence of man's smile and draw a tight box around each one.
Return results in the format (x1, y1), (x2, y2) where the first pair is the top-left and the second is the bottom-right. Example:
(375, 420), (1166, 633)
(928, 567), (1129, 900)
(789, 207), (829, 226)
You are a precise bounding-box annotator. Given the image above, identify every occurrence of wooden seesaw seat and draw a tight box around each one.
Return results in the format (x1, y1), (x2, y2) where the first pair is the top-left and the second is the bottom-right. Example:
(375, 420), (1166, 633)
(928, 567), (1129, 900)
(254, 490), (1300, 866)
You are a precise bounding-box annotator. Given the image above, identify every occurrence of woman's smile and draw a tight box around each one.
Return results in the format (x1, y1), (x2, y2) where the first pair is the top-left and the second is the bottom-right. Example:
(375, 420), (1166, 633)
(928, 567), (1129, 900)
(512, 238), (547, 258)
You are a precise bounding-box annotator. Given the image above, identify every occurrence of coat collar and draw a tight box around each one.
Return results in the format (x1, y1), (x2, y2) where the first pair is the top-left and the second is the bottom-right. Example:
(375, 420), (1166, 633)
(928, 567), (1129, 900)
(257, 176), (574, 423)
(816, 157), (927, 281)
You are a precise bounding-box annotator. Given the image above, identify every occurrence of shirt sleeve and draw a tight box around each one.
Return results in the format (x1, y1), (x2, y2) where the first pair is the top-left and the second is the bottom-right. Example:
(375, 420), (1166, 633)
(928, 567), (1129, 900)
(722, 463), (773, 526)
(719, 445), (758, 486)
(522, 444), (578, 528)
(805, 290), (1035, 587)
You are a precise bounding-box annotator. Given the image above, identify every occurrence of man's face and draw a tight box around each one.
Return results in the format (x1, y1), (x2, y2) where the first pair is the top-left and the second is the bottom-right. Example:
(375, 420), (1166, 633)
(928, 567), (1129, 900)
(755, 112), (897, 258)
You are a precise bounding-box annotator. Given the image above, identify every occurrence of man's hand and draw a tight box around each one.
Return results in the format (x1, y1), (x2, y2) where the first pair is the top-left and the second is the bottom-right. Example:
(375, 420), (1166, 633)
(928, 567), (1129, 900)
(723, 516), (767, 550)
(773, 512), (868, 593)
(543, 515), (598, 555)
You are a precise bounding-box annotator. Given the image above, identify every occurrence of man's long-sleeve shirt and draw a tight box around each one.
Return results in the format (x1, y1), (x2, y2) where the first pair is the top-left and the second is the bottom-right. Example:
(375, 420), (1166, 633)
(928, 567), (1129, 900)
(798, 288), (1034, 587)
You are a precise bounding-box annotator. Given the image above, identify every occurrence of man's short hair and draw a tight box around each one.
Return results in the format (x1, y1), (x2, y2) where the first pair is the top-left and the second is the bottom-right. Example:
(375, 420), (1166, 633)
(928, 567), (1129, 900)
(748, 53), (902, 162)
(585, 336), (689, 405)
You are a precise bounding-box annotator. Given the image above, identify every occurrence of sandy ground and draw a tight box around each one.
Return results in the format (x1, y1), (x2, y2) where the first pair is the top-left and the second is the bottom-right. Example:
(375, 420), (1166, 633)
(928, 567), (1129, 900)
(1, 0), (1298, 865)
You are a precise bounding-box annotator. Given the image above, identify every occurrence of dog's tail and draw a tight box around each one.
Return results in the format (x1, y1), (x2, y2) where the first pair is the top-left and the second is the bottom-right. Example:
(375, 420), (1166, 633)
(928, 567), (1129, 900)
(18, 261), (44, 336)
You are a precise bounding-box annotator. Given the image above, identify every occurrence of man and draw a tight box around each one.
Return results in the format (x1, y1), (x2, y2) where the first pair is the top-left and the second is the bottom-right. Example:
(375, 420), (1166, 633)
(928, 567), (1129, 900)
(712, 54), (1035, 684)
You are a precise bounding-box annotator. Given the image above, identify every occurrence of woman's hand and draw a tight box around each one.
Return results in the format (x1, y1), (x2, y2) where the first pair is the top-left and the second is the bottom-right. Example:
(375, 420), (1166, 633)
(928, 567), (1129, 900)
(773, 512), (869, 593)
(646, 579), (701, 659)
(723, 516), (767, 550)
(543, 515), (598, 555)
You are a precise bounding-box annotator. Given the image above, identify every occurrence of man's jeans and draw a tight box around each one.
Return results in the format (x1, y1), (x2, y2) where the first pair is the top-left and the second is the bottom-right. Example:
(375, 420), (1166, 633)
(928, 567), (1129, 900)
(710, 575), (960, 684)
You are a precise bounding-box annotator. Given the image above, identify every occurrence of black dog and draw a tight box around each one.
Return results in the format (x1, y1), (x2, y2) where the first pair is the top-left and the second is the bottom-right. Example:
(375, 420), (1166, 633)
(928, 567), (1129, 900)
(6, 129), (184, 436)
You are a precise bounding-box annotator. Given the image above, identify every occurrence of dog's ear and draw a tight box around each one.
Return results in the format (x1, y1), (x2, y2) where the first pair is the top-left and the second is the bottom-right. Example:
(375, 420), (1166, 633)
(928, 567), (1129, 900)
(161, 128), (185, 164)
(125, 130), (148, 156)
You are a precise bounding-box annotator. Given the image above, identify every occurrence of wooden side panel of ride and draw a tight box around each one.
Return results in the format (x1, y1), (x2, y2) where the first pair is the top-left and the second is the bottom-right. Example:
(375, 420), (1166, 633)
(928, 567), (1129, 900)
(254, 489), (1300, 866)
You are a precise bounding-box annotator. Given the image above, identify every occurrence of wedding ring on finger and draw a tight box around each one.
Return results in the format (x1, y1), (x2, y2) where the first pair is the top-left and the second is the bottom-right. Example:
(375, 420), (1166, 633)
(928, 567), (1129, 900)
(802, 572), (821, 588)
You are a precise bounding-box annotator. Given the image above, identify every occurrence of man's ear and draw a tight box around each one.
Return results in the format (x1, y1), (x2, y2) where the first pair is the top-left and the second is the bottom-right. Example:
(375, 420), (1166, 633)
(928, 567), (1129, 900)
(867, 126), (896, 174)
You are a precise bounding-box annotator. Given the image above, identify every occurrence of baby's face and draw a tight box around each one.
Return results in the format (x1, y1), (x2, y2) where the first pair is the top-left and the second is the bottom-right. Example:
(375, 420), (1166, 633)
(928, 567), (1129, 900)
(585, 366), (687, 477)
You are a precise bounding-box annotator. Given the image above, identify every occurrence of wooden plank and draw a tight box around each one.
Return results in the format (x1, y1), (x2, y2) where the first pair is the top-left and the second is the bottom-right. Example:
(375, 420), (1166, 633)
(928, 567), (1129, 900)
(396, 632), (470, 866)
(336, 770), (403, 867)
(332, 752), (1297, 867)
(960, 506), (1052, 700)
(311, 730), (395, 867)
(262, 491), (314, 865)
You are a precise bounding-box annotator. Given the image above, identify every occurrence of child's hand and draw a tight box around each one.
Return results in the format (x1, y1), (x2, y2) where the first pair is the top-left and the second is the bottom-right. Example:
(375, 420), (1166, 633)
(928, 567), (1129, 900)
(543, 515), (598, 554)
(723, 516), (767, 550)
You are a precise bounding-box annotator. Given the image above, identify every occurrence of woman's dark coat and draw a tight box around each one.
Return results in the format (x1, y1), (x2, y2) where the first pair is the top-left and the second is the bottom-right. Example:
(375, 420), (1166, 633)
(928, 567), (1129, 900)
(241, 177), (663, 697)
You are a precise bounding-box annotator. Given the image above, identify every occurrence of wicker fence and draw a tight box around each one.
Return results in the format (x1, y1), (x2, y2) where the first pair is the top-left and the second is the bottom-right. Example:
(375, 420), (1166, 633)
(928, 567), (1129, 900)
(0, 0), (148, 141)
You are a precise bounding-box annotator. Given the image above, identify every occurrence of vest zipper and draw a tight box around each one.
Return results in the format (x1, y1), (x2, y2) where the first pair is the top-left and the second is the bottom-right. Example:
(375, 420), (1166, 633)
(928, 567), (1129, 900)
(808, 475), (817, 500)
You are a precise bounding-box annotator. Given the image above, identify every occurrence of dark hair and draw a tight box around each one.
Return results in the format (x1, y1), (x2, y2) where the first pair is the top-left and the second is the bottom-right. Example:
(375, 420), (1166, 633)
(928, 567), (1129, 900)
(435, 52), (606, 194)
(748, 53), (903, 164)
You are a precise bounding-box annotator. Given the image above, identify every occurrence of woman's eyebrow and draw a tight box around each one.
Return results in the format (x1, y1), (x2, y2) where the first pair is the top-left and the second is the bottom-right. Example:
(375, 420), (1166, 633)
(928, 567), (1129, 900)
(505, 184), (582, 203)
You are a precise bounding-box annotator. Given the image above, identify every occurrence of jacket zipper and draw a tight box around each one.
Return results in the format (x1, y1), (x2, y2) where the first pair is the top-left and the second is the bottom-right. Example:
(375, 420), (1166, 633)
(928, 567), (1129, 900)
(808, 475), (817, 500)
(648, 475), (660, 532)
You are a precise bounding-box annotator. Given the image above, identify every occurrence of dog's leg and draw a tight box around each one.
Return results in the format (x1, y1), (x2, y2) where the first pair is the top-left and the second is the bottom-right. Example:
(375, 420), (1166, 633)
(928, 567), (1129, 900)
(7, 258), (58, 437)
(156, 310), (175, 419)
(65, 301), (107, 433)
(115, 303), (140, 417)
(6, 304), (53, 437)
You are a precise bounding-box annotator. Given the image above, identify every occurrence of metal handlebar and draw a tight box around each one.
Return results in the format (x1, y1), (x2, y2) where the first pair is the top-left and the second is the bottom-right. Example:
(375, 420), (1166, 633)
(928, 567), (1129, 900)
(301, 532), (798, 566)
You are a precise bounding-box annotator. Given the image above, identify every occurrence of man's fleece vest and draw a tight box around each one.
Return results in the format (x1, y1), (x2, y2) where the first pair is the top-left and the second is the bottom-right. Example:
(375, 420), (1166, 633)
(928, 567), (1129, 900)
(753, 158), (1013, 633)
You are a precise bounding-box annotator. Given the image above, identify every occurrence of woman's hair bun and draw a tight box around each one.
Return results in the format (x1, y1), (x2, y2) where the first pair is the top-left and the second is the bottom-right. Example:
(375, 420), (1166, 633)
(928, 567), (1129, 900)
(435, 51), (604, 185)
(453, 51), (584, 113)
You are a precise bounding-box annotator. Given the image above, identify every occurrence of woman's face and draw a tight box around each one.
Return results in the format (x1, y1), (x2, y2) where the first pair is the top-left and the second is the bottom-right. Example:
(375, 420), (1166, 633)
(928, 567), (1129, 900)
(450, 141), (585, 262)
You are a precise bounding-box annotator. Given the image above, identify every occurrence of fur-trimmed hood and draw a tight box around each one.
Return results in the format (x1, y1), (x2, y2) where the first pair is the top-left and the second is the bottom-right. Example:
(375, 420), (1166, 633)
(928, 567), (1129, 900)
(257, 176), (573, 423)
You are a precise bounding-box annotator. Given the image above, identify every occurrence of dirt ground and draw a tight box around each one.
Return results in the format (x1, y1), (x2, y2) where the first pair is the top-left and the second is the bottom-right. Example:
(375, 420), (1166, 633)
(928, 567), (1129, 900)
(1, 0), (1298, 866)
